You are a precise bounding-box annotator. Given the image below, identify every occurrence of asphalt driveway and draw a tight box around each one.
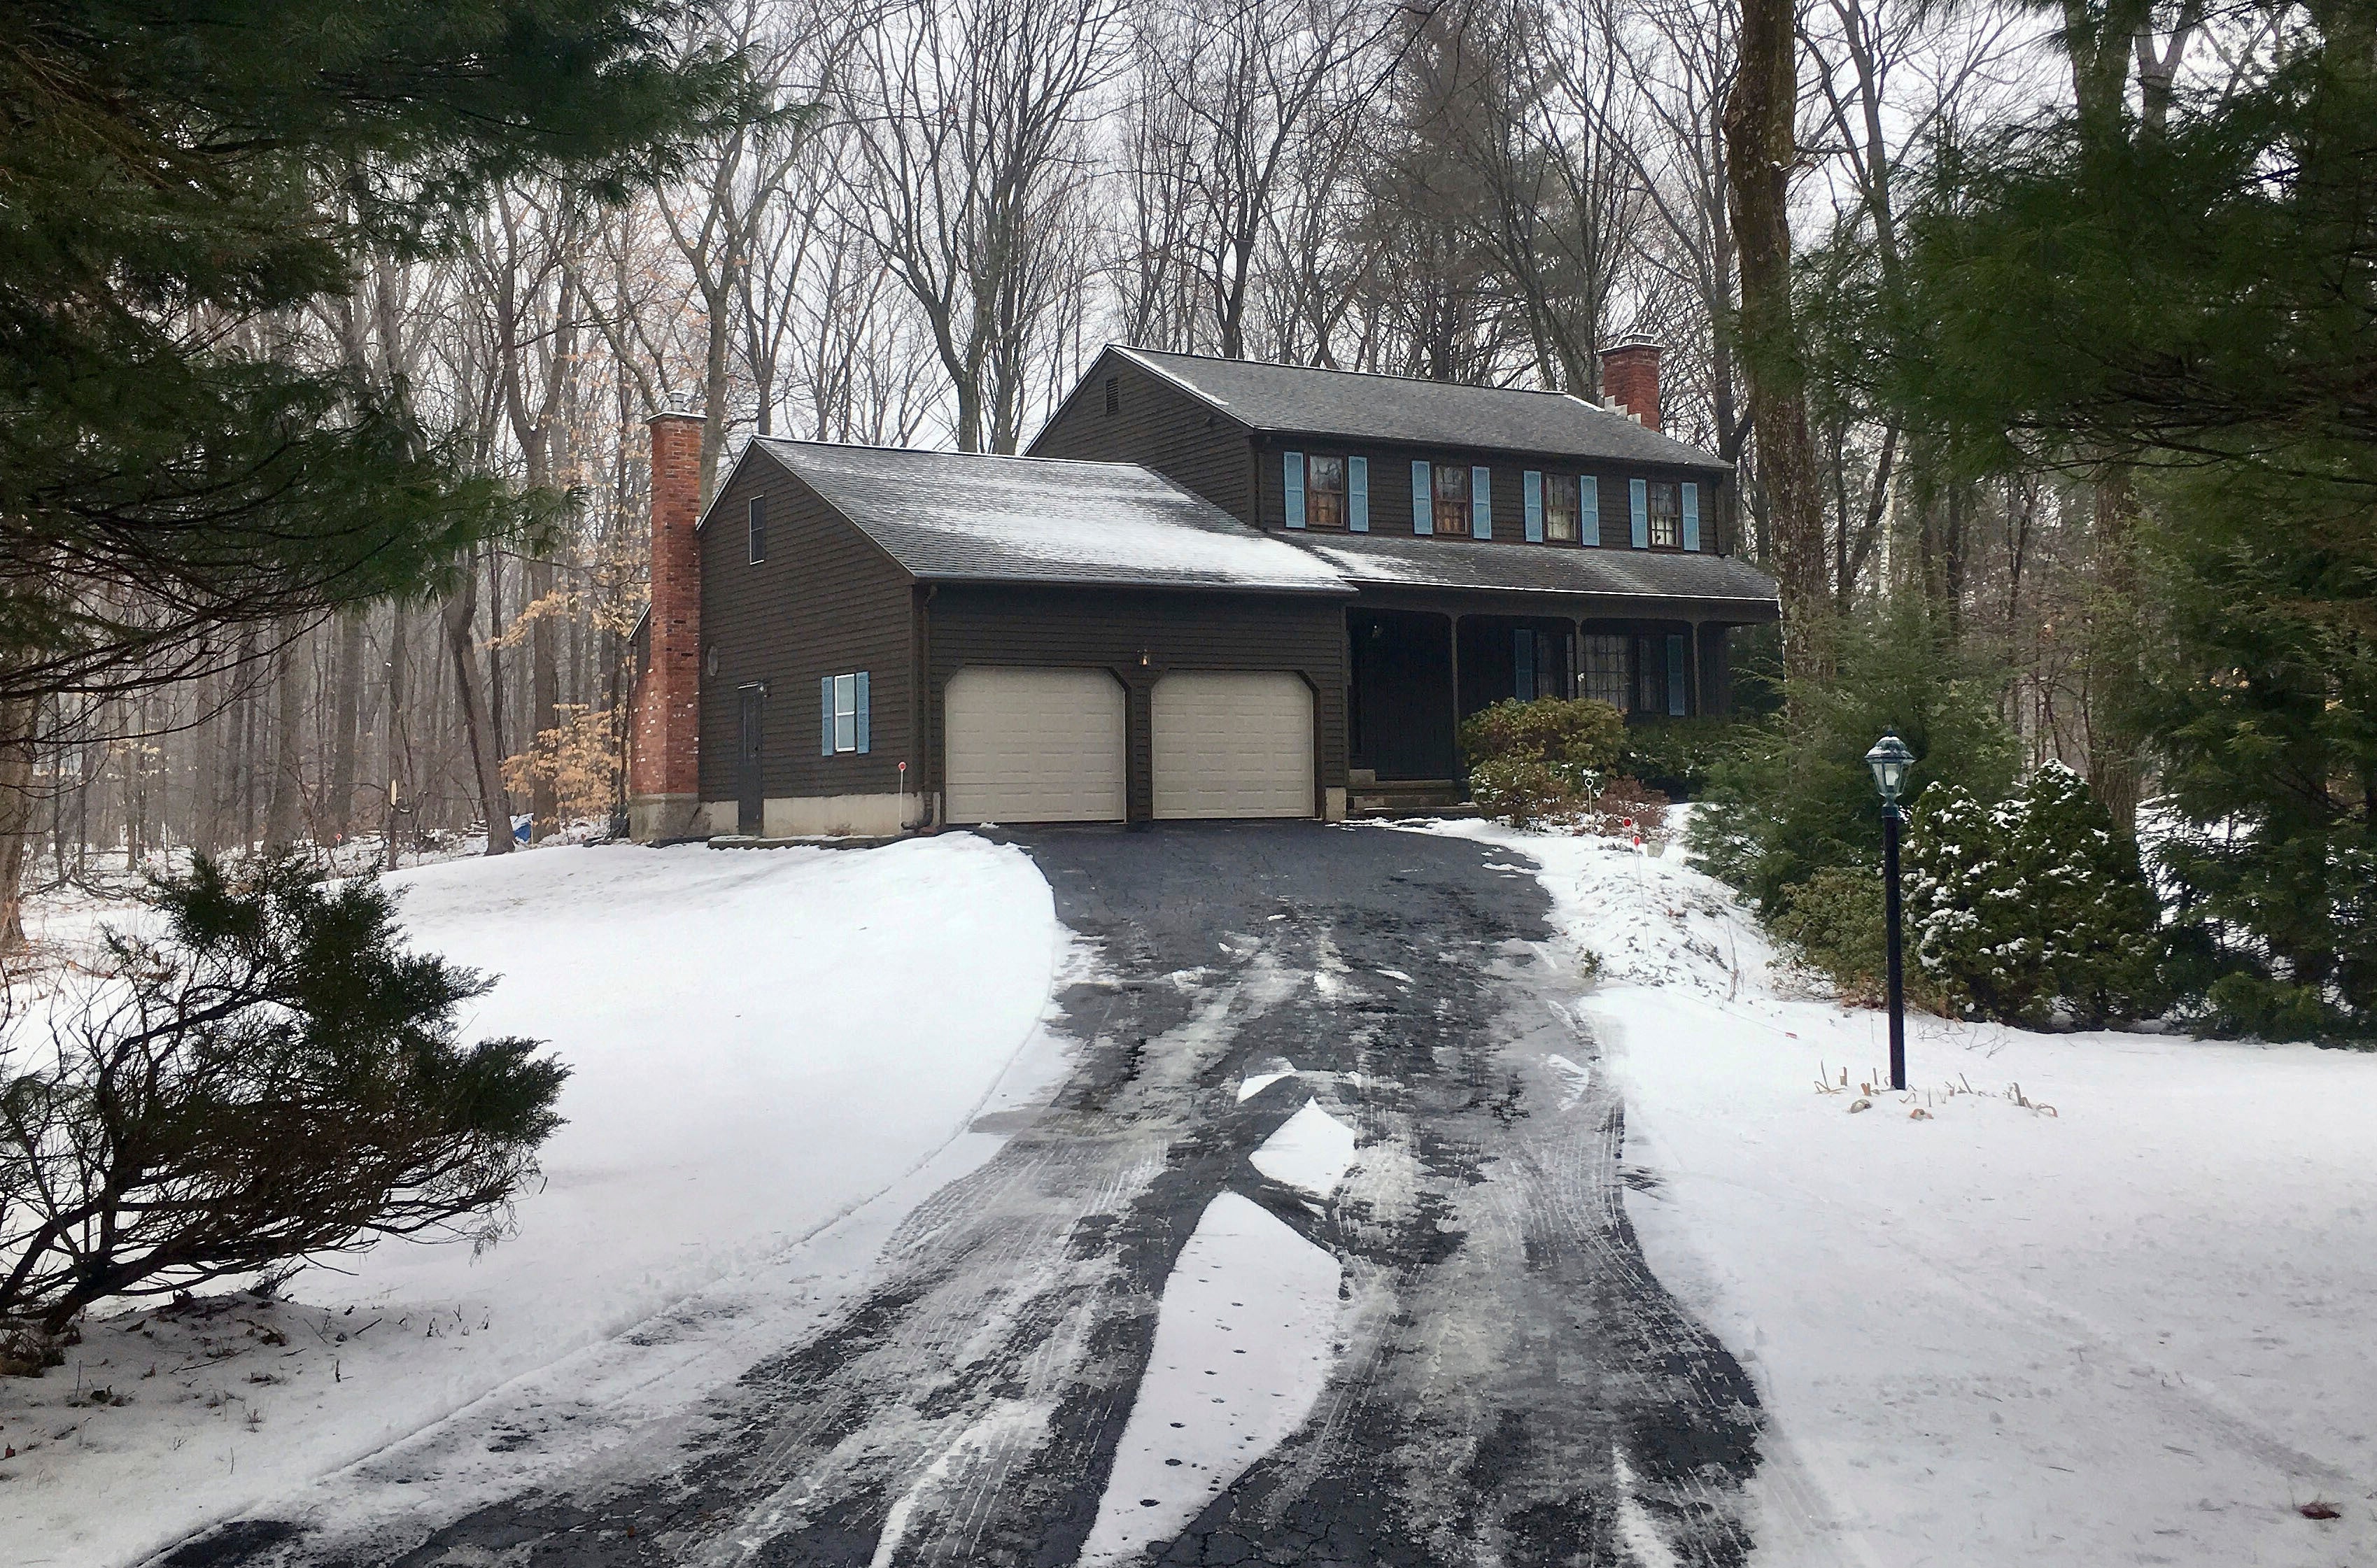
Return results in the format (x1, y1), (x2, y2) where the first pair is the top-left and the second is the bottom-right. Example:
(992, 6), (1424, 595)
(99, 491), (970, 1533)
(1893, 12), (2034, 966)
(161, 822), (1764, 1568)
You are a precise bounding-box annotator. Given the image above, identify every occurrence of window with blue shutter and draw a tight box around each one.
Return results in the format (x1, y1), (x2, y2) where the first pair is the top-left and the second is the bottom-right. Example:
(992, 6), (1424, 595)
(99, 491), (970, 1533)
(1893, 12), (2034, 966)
(1471, 467), (1492, 539)
(1411, 460), (1432, 534)
(1681, 482), (1701, 551)
(1581, 476), (1601, 545)
(1523, 471), (1544, 542)
(854, 671), (870, 753)
(749, 495), (767, 563)
(1630, 479), (1650, 548)
(832, 672), (856, 753)
(1283, 451), (1306, 529)
(823, 672), (870, 754)
(1666, 636), (1688, 716)
(820, 676), (834, 756)
(1515, 630), (1536, 701)
(1348, 455), (1369, 531)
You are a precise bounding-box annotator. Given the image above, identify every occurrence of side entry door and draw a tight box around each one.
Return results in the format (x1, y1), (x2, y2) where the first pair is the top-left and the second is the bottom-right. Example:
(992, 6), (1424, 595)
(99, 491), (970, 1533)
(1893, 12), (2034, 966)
(737, 684), (766, 834)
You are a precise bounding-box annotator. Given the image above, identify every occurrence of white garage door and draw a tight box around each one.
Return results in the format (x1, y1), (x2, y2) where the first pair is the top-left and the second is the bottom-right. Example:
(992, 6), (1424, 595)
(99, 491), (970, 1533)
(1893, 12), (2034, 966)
(945, 668), (1126, 824)
(1152, 672), (1315, 820)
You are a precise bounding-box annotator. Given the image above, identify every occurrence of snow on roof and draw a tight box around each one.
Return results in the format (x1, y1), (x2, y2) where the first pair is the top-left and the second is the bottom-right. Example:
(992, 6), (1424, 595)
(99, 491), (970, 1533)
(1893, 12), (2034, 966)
(1108, 346), (1730, 471)
(754, 440), (1352, 595)
(1297, 532), (1780, 612)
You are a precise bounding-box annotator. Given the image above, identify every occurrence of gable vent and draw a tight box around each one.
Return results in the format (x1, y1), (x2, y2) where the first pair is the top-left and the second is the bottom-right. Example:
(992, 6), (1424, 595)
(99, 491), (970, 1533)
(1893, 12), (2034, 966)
(1103, 376), (1120, 416)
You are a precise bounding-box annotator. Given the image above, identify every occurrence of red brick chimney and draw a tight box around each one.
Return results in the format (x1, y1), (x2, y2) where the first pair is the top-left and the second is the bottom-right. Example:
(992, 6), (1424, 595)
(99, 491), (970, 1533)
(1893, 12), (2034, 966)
(1600, 339), (1663, 433)
(627, 412), (705, 840)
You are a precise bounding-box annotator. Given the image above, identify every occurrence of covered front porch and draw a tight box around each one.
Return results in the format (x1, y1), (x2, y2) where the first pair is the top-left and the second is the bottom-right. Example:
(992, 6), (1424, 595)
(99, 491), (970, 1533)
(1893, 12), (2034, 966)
(1344, 594), (1751, 805)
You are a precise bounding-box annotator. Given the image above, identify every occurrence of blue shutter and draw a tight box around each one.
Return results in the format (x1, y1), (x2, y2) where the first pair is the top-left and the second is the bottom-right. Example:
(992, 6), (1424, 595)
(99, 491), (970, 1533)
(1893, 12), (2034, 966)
(1515, 630), (1535, 701)
(854, 671), (871, 753)
(1348, 456), (1369, 531)
(1471, 467), (1492, 539)
(1523, 471), (1544, 542)
(1681, 482), (1701, 551)
(1411, 460), (1432, 534)
(1630, 479), (1649, 548)
(1580, 476), (1600, 545)
(820, 676), (835, 756)
(1667, 635), (1688, 716)
(1283, 451), (1306, 529)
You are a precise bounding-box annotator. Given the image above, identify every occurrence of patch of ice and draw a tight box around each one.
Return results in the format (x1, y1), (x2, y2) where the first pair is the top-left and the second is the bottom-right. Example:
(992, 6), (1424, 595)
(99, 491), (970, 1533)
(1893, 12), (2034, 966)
(1075, 1194), (1343, 1566)
(1248, 1100), (1359, 1197)
(1545, 1052), (1593, 1110)
(1376, 968), (1414, 984)
(1237, 1068), (1297, 1102)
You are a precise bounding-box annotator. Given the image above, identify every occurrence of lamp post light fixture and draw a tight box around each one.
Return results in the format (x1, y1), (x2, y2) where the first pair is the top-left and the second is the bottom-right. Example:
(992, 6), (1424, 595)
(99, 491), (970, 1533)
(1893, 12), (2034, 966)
(1865, 730), (1916, 1092)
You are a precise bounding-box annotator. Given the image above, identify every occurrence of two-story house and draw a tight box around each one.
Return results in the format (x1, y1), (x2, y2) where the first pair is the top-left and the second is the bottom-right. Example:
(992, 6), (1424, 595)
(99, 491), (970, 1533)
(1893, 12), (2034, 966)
(624, 344), (1779, 841)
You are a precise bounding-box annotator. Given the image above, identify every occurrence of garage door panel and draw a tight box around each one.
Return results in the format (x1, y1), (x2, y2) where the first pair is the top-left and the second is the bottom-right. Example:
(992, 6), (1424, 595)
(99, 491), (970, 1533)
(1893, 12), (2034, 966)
(1152, 672), (1314, 819)
(946, 668), (1125, 824)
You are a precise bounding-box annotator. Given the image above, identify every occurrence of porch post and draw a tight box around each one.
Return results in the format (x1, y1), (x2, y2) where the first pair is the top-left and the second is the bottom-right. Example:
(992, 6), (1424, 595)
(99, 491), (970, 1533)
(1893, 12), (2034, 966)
(1447, 613), (1462, 777)
(1570, 619), (1584, 700)
(1688, 619), (1703, 717)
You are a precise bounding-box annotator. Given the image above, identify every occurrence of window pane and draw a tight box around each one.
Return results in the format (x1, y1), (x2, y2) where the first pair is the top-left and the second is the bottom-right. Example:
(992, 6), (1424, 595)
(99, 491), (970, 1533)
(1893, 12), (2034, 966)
(1647, 481), (1682, 548)
(1308, 454), (1346, 528)
(1545, 474), (1580, 542)
(1635, 637), (1663, 712)
(1583, 635), (1630, 710)
(1432, 464), (1470, 535)
(833, 672), (856, 753)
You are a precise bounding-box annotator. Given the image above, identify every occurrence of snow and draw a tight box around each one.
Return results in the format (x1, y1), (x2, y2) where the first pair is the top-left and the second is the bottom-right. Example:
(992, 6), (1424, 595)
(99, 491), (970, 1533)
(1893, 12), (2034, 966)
(1, 836), (1075, 1567)
(1416, 817), (2377, 1566)
(1248, 1099), (1360, 1198)
(1236, 1066), (1297, 1101)
(1075, 1193), (1345, 1566)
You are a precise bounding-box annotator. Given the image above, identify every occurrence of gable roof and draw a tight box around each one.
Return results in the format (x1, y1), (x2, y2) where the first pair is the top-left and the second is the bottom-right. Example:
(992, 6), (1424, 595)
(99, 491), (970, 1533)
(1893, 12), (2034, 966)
(752, 439), (1352, 595)
(1295, 532), (1780, 614)
(1105, 346), (1728, 472)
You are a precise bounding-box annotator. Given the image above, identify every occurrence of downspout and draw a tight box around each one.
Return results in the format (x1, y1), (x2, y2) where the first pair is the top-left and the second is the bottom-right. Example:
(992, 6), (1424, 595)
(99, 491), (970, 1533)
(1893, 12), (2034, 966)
(917, 583), (939, 830)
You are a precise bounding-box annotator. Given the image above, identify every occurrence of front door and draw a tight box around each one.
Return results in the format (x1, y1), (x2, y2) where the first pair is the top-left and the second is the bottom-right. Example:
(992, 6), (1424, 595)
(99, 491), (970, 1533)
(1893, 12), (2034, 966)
(1349, 610), (1457, 781)
(737, 685), (765, 834)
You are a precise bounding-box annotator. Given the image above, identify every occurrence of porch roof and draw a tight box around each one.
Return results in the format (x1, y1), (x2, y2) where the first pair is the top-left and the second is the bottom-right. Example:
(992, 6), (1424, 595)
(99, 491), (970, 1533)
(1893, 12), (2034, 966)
(1292, 534), (1780, 617)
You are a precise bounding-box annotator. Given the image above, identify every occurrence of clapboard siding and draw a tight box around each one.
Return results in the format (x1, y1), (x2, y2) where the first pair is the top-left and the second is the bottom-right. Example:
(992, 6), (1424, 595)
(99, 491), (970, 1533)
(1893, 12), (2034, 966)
(1028, 353), (1257, 523)
(1250, 432), (1728, 556)
(697, 449), (915, 803)
(926, 584), (1347, 821)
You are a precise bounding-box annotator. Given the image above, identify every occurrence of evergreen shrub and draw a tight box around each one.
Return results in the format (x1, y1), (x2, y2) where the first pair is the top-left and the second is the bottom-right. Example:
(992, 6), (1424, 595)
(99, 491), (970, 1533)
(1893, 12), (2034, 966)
(1905, 764), (2168, 1028)
(1460, 697), (1625, 826)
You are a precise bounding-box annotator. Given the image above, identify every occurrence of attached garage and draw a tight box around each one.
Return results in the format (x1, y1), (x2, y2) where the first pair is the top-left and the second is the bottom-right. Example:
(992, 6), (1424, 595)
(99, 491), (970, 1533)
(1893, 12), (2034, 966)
(1152, 672), (1316, 819)
(944, 667), (1127, 824)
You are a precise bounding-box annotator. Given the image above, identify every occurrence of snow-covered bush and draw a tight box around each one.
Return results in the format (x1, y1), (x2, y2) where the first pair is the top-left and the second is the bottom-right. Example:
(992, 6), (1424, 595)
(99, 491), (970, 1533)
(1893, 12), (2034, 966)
(0, 856), (569, 1341)
(1907, 765), (2168, 1028)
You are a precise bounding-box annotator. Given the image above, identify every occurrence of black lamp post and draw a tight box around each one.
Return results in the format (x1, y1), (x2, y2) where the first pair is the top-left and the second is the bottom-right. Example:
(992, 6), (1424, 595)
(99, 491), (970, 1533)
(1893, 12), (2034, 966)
(1865, 730), (1914, 1092)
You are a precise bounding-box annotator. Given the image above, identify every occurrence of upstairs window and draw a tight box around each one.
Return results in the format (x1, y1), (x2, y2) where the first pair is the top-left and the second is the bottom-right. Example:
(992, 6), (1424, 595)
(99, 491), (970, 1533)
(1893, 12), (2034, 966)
(1544, 474), (1581, 543)
(1646, 481), (1683, 548)
(748, 495), (767, 563)
(1432, 463), (1472, 535)
(1307, 454), (1348, 528)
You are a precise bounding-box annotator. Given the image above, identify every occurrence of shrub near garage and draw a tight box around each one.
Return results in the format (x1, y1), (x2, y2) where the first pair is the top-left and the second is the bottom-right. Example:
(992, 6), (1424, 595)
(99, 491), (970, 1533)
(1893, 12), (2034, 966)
(1458, 696), (1627, 828)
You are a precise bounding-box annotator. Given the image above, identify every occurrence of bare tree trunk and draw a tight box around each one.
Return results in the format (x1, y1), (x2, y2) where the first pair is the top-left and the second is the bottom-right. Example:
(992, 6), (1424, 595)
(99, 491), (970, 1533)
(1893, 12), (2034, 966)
(444, 560), (515, 856)
(385, 607), (409, 869)
(328, 609), (365, 841)
(528, 559), (560, 835)
(0, 697), (36, 952)
(263, 624), (306, 850)
(1724, 0), (1829, 685)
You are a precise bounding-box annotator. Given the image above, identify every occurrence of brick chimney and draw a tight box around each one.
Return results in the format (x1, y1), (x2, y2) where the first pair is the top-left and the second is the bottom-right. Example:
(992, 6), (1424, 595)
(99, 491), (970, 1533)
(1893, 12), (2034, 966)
(626, 412), (705, 841)
(1600, 338), (1663, 432)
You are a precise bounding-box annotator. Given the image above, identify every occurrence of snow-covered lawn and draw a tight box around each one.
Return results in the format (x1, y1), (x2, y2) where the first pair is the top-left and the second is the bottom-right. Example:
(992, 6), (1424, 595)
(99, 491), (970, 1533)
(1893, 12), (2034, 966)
(1425, 817), (2377, 1567)
(1, 837), (1074, 1567)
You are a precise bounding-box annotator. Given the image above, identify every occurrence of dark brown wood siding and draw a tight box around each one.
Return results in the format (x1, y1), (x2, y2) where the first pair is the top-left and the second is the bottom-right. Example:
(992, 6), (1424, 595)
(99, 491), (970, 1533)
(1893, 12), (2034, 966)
(696, 451), (915, 802)
(1249, 432), (1732, 560)
(1027, 352), (1258, 523)
(925, 584), (1348, 821)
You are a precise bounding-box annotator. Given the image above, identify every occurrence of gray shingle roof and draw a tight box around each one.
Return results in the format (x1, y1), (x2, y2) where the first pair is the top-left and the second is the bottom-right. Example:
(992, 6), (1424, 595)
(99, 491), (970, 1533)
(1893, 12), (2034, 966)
(754, 440), (1352, 594)
(1112, 346), (1729, 471)
(1295, 532), (1780, 614)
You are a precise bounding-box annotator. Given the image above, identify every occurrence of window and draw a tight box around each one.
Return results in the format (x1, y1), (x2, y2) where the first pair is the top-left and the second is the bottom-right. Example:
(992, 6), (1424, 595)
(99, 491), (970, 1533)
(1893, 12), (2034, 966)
(1103, 376), (1120, 416)
(820, 671), (870, 755)
(1432, 463), (1472, 535)
(1646, 481), (1683, 548)
(1544, 474), (1581, 542)
(1307, 455), (1348, 528)
(1635, 637), (1664, 712)
(1583, 635), (1630, 710)
(748, 495), (766, 563)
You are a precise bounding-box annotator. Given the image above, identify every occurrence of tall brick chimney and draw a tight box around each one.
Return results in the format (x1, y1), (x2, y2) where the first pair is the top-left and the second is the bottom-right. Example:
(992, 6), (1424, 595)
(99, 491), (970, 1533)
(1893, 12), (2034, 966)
(1600, 338), (1663, 432)
(626, 412), (705, 841)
